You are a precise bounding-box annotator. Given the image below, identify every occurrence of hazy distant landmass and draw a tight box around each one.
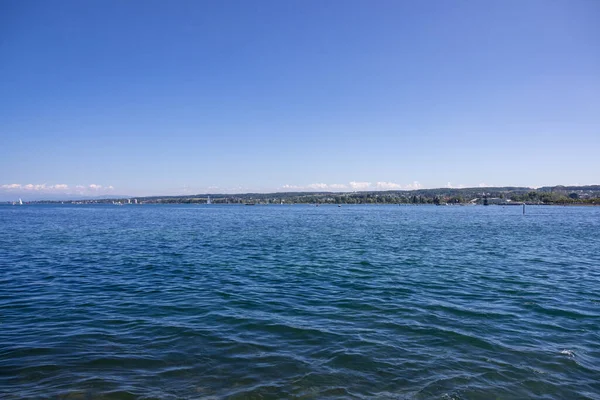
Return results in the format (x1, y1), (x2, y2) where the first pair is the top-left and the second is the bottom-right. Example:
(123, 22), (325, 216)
(21, 185), (600, 205)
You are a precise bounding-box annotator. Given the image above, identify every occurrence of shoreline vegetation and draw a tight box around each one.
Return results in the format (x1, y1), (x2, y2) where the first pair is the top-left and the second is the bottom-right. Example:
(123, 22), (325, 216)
(9, 185), (600, 206)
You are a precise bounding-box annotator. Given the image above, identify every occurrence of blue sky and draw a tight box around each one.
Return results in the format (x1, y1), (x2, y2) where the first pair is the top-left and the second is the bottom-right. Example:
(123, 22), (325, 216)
(1, 0), (599, 199)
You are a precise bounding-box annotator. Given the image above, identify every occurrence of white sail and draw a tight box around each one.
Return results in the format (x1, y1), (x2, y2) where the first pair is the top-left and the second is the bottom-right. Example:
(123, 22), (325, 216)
(19, 198), (23, 205)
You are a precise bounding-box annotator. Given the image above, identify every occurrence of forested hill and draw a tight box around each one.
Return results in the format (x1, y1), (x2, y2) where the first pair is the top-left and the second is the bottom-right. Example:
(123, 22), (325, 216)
(27, 185), (600, 205)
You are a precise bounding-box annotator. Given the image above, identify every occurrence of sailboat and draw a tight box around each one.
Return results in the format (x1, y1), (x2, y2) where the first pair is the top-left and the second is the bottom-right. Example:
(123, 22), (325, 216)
(18, 198), (23, 205)
(207, 195), (211, 205)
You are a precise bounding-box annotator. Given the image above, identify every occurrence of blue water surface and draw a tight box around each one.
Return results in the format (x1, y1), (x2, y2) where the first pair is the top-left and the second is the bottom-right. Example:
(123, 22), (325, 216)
(1, 204), (599, 399)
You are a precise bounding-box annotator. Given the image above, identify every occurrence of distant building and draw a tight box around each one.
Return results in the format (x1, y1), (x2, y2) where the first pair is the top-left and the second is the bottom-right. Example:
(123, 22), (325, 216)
(477, 197), (505, 205)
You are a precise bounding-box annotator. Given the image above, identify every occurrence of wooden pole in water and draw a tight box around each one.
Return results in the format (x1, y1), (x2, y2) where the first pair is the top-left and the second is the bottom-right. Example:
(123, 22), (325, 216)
(523, 203), (525, 215)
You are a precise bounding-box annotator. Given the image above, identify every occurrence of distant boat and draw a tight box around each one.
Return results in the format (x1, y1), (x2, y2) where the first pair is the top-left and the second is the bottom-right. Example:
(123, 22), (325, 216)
(245, 203), (255, 206)
(19, 198), (23, 205)
(207, 196), (211, 205)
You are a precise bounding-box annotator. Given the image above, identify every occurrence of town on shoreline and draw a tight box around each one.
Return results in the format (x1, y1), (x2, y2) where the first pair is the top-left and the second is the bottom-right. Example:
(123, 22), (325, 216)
(10, 185), (600, 206)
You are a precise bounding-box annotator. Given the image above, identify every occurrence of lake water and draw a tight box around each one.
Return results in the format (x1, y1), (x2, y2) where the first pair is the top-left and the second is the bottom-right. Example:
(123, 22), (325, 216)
(1, 204), (599, 399)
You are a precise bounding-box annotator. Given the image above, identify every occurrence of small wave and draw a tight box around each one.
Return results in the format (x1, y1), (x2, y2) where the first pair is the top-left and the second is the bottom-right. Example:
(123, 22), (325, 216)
(560, 349), (575, 357)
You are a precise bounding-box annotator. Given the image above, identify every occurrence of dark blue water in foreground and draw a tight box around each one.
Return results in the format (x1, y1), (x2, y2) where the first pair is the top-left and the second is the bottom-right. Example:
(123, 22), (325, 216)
(1, 204), (599, 399)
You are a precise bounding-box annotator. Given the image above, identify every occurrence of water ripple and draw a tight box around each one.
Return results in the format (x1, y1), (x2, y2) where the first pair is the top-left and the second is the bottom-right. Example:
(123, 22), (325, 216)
(1, 204), (599, 398)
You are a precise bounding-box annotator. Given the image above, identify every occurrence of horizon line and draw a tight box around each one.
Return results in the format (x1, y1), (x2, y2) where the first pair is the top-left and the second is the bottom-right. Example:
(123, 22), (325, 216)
(10, 183), (600, 202)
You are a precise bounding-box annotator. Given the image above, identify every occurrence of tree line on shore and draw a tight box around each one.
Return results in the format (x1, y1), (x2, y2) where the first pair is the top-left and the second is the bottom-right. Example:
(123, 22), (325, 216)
(30, 185), (600, 205)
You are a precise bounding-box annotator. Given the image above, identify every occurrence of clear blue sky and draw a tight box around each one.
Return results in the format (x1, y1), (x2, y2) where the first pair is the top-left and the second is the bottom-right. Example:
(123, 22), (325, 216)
(1, 0), (599, 199)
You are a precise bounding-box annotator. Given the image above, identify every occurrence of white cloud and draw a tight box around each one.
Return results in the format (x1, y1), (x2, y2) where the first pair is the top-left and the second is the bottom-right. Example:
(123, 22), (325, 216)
(349, 181), (371, 190)
(281, 182), (352, 191)
(281, 181), (427, 192)
(281, 184), (303, 190)
(1, 183), (21, 189)
(404, 181), (422, 190)
(329, 183), (348, 190)
(1, 183), (114, 195)
(22, 184), (48, 191)
(85, 184), (116, 192)
(446, 182), (465, 189)
(376, 181), (402, 190)
(478, 183), (489, 187)
(307, 183), (329, 190)
(51, 184), (69, 190)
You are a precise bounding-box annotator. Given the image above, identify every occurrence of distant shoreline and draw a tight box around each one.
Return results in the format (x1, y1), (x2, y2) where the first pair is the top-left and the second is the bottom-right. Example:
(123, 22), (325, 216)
(3, 184), (599, 206)
(4, 202), (600, 207)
